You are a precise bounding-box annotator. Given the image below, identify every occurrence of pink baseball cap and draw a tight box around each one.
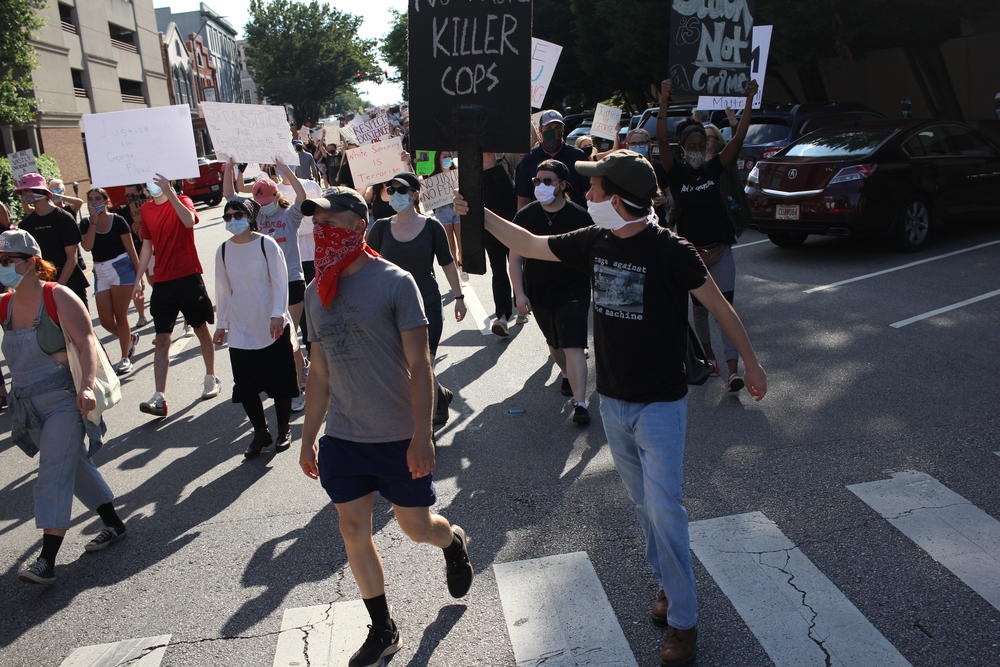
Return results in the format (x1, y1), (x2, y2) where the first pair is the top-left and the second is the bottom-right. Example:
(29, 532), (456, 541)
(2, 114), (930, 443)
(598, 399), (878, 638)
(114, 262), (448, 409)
(252, 177), (279, 205)
(14, 173), (48, 192)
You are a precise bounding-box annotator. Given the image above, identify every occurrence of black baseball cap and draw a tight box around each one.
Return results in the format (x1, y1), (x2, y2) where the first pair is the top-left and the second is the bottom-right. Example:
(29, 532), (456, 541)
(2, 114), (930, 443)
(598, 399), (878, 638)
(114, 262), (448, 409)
(389, 172), (421, 190)
(536, 159), (570, 181)
(301, 186), (369, 219)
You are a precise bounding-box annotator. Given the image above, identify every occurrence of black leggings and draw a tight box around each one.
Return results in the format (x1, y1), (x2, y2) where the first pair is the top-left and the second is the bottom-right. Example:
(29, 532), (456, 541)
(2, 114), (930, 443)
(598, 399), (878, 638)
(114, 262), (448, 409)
(485, 233), (513, 320)
(243, 393), (292, 435)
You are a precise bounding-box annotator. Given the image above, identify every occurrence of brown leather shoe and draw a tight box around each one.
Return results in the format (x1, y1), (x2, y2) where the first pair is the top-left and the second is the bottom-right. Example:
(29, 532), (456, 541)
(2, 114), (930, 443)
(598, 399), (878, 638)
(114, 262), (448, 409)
(659, 625), (697, 666)
(650, 589), (668, 626)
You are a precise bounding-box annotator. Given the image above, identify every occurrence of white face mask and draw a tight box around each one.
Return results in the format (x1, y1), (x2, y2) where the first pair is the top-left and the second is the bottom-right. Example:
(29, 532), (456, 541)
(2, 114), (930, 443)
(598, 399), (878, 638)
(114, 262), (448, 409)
(587, 197), (631, 231)
(684, 150), (706, 169)
(534, 183), (557, 205)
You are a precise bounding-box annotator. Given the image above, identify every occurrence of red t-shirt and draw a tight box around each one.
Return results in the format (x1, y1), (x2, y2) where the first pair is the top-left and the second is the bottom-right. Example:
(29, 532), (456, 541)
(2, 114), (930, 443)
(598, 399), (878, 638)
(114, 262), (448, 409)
(139, 195), (202, 283)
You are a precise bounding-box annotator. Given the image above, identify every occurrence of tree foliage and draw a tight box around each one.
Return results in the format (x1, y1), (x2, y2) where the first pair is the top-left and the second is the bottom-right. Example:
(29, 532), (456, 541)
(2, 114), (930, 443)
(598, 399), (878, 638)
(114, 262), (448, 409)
(0, 0), (46, 126)
(325, 88), (371, 117)
(244, 0), (381, 124)
(380, 9), (408, 100)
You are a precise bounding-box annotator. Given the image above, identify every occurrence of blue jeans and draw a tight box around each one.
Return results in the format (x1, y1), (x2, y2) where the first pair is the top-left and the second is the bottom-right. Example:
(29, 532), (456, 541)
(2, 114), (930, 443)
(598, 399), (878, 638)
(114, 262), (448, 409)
(599, 394), (697, 629)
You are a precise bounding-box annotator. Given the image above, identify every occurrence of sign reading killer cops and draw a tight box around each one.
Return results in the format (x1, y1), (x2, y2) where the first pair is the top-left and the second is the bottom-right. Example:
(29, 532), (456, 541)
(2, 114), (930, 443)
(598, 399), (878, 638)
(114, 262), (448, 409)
(408, 0), (532, 152)
(668, 0), (754, 96)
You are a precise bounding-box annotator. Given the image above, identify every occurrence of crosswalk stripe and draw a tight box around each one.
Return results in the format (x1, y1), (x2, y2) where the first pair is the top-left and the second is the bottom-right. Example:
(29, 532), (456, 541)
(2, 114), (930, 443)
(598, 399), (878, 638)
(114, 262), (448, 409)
(494, 551), (638, 666)
(60, 635), (171, 666)
(272, 600), (369, 667)
(459, 279), (495, 336)
(848, 470), (1000, 611)
(690, 512), (910, 667)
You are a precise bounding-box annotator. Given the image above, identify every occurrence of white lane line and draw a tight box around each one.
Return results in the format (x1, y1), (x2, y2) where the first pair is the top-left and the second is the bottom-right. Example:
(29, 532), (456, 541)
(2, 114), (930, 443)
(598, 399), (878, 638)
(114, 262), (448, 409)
(272, 600), (369, 667)
(494, 552), (638, 666)
(690, 512), (910, 667)
(459, 278), (495, 336)
(889, 289), (1000, 328)
(803, 239), (1000, 294)
(848, 470), (1000, 611)
(733, 238), (770, 249)
(60, 635), (171, 666)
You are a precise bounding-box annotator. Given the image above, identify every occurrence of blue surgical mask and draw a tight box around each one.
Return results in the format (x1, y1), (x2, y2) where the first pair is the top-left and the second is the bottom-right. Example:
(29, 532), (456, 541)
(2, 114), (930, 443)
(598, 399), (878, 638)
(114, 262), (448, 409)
(630, 144), (649, 156)
(389, 192), (412, 213)
(90, 203), (106, 214)
(260, 201), (278, 216)
(146, 181), (163, 198)
(0, 264), (24, 289)
(225, 218), (250, 236)
(51, 188), (64, 195)
(441, 158), (454, 169)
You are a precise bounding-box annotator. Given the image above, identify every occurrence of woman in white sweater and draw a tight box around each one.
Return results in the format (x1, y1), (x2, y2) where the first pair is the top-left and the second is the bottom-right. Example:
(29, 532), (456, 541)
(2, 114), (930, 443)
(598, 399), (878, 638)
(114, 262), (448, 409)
(212, 197), (299, 459)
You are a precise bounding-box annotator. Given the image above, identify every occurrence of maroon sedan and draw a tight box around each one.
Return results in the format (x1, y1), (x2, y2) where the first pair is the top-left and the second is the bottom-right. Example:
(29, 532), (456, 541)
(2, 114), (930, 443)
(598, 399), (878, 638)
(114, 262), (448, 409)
(745, 120), (1000, 251)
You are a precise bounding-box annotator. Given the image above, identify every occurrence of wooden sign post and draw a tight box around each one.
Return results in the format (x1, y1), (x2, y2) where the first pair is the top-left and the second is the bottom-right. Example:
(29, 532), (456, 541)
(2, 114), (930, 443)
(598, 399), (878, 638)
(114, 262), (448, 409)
(407, 0), (532, 275)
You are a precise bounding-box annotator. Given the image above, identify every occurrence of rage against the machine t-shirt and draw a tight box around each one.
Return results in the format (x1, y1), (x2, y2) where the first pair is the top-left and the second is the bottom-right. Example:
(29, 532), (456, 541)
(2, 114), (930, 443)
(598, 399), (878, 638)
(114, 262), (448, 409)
(549, 224), (707, 403)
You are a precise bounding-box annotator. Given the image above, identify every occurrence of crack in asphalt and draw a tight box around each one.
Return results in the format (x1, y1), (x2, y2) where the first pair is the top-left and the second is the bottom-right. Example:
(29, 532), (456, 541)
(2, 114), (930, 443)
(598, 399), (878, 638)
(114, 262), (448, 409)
(758, 551), (833, 667)
(883, 501), (971, 521)
(534, 645), (602, 664)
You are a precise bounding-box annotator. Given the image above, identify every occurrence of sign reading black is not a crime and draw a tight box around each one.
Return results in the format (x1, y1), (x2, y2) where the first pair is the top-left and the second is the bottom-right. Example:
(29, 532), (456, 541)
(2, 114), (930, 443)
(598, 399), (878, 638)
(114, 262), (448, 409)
(408, 0), (532, 152)
(669, 0), (755, 96)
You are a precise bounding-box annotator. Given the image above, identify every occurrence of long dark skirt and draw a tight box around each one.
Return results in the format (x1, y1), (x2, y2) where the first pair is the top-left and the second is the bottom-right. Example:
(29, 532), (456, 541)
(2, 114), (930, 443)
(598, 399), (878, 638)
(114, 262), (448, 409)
(229, 326), (299, 403)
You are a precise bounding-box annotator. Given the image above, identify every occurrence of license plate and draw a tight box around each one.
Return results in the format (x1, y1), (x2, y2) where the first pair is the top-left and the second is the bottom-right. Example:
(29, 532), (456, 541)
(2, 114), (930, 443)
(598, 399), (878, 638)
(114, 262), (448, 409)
(210, 184), (220, 191)
(775, 204), (800, 220)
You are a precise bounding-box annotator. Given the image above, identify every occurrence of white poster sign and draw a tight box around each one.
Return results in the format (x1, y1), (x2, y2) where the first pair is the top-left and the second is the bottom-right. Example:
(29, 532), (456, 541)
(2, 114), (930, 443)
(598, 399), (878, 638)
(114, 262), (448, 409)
(82, 105), (199, 188)
(590, 103), (621, 141)
(419, 171), (459, 212)
(696, 25), (773, 111)
(7, 149), (38, 180)
(201, 102), (297, 164)
(530, 38), (563, 109)
(352, 113), (392, 145)
(346, 136), (407, 189)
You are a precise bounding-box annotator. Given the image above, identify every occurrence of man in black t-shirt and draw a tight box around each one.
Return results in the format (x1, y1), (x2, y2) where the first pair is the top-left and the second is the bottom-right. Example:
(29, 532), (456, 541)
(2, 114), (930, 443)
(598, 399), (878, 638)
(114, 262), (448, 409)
(511, 159), (593, 424)
(455, 150), (767, 667)
(514, 110), (590, 209)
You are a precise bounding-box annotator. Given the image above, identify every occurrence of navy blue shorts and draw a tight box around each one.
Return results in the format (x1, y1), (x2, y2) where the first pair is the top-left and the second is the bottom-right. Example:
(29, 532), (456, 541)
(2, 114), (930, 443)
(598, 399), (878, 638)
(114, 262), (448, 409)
(317, 436), (436, 507)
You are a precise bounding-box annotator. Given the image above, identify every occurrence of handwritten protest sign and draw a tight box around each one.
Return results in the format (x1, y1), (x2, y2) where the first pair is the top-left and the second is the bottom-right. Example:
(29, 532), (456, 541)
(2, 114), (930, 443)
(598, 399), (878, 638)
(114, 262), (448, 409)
(669, 0), (754, 96)
(591, 103), (621, 141)
(82, 105), (199, 188)
(201, 102), (297, 164)
(530, 38), (562, 109)
(345, 136), (407, 189)
(419, 170), (459, 212)
(7, 149), (38, 180)
(352, 113), (392, 145)
(697, 25), (772, 110)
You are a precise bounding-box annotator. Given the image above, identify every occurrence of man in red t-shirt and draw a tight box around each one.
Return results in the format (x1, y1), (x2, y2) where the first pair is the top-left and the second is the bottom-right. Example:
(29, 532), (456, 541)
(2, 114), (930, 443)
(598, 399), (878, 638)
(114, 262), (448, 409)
(133, 173), (222, 417)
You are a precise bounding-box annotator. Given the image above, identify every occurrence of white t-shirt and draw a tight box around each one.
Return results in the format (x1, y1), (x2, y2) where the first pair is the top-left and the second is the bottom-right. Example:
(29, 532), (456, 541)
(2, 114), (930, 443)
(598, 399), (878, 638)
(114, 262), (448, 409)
(214, 234), (290, 350)
(277, 179), (322, 262)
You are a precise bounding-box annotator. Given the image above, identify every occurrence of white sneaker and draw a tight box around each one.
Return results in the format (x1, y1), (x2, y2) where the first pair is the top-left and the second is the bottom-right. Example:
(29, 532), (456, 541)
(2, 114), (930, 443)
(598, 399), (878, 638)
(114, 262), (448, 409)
(515, 313), (529, 325)
(291, 393), (306, 413)
(201, 374), (222, 399)
(491, 317), (509, 337)
(460, 271), (470, 283)
(114, 358), (132, 375)
(183, 323), (193, 337)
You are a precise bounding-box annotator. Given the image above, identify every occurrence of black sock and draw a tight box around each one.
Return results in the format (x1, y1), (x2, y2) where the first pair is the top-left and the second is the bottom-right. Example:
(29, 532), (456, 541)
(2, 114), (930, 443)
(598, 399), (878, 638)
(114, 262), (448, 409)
(96, 502), (125, 532)
(444, 531), (462, 555)
(362, 594), (391, 628)
(40, 534), (64, 564)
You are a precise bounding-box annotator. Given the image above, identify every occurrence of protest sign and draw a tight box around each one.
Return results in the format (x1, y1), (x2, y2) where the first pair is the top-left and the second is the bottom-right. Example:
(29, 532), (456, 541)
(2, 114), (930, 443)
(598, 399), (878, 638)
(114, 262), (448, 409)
(7, 149), (38, 180)
(590, 103), (621, 141)
(323, 124), (341, 147)
(352, 113), (393, 145)
(419, 170), (459, 212)
(669, 0), (754, 96)
(82, 105), (199, 188)
(345, 136), (407, 189)
(201, 102), (297, 164)
(414, 150), (437, 176)
(530, 38), (562, 109)
(696, 25), (772, 110)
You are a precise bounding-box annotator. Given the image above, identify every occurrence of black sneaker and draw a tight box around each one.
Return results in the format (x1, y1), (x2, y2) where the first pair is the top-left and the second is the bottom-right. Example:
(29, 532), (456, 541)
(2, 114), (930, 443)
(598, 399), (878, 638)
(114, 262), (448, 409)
(348, 620), (402, 667)
(444, 525), (474, 598)
(85, 525), (126, 552)
(560, 378), (573, 397)
(274, 431), (292, 453)
(572, 404), (591, 426)
(19, 557), (55, 584)
(433, 386), (453, 426)
(244, 431), (272, 459)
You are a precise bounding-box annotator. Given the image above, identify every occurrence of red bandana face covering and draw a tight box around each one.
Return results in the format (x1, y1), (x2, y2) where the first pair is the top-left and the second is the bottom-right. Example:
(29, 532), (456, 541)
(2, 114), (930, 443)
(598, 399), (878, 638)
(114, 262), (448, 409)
(313, 222), (380, 307)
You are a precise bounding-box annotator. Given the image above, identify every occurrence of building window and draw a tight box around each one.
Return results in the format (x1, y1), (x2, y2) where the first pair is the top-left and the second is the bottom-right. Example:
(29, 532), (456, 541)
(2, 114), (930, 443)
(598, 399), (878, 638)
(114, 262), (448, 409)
(175, 41), (183, 58)
(109, 23), (138, 53)
(196, 50), (203, 67)
(58, 3), (77, 34)
(71, 68), (87, 98)
(119, 78), (145, 104)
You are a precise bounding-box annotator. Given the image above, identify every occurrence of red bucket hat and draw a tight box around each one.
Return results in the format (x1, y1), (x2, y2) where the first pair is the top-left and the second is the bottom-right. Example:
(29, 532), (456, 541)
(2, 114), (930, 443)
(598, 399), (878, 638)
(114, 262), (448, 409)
(252, 177), (279, 206)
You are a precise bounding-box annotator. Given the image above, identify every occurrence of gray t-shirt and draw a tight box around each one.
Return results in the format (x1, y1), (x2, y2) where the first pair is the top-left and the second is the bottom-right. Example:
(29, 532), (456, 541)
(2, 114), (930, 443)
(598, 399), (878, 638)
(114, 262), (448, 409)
(258, 203), (305, 282)
(305, 258), (428, 443)
(295, 151), (317, 179)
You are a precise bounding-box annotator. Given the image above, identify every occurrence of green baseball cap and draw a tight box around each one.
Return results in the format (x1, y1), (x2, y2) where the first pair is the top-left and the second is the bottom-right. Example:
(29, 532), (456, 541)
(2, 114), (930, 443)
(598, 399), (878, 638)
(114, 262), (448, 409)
(575, 150), (657, 206)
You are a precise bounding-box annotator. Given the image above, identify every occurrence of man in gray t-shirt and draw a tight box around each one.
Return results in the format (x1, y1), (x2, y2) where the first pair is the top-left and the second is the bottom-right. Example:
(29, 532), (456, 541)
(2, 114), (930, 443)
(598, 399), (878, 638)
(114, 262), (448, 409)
(293, 141), (319, 181)
(298, 187), (473, 667)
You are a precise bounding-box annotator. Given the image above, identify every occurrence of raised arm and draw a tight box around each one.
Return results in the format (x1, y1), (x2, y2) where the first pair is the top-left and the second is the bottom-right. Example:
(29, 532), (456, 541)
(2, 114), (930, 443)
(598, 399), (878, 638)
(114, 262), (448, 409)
(657, 79), (675, 172)
(153, 173), (196, 228)
(223, 157), (236, 197)
(274, 157), (306, 204)
(720, 80), (759, 167)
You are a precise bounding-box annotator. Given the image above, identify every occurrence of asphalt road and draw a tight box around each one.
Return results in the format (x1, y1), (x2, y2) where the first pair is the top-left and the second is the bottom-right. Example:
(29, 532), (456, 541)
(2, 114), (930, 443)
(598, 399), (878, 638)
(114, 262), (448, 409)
(0, 203), (998, 667)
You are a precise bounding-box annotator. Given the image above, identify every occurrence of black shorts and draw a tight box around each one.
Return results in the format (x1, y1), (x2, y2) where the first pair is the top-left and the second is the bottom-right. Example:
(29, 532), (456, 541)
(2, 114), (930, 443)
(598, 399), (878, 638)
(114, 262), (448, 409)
(150, 274), (214, 334)
(288, 279), (306, 306)
(317, 436), (436, 507)
(533, 298), (589, 350)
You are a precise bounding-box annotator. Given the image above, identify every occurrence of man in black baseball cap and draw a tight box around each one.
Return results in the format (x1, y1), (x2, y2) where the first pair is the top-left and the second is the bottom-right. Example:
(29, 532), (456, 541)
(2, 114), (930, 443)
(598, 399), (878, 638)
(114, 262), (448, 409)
(514, 109), (591, 209)
(301, 186), (370, 220)
(454, 148), (767, 667)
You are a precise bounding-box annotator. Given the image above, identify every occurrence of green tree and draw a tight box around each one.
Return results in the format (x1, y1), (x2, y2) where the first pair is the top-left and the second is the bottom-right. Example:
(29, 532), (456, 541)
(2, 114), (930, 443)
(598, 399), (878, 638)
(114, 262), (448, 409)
(0, 0), (46, 126)
(244, 0), (381, 125)
(380, 9), (408, 100)
(325, 88), (371, 117)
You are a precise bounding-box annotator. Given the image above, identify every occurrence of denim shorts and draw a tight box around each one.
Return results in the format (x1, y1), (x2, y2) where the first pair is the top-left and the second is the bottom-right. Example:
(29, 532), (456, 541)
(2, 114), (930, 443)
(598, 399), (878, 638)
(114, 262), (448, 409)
(93, 253), (136, 293)
(317, 435), (436, 507)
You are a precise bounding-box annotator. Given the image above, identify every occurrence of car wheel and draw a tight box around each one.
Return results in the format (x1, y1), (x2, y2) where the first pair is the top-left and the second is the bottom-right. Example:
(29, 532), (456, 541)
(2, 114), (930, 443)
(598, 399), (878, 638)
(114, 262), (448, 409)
(767, 231), (808, 247)
(207, 194), (223, 207)
(893, 198), (930, 252)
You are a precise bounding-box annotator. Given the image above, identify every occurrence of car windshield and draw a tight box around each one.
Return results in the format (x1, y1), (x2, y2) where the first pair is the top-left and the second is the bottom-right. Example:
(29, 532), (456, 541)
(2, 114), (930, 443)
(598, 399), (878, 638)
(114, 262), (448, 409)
(745, 120), (792, 144)
(785, 130), (891, 158)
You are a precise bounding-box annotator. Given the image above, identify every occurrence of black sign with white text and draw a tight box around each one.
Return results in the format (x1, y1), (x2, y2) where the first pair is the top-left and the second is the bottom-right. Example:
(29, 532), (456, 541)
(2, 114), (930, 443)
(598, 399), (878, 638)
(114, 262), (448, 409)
(668, 0), (754, 96)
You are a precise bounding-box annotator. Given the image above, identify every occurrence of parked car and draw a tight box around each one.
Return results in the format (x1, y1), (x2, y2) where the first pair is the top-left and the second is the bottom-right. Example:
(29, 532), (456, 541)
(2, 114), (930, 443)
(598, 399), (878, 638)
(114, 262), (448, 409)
(180, 157), (225, 207)
(744, 120), (1000, 251)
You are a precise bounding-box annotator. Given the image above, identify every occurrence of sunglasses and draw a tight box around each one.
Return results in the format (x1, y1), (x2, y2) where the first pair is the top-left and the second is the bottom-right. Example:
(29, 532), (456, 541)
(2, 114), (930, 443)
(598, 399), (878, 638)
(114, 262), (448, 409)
(126, 194), (146, 202)
(531, 177), (559, 186)
(222, 212), (248, 222)
(386, 185), (412, 195)
(0, 255), (30, 266)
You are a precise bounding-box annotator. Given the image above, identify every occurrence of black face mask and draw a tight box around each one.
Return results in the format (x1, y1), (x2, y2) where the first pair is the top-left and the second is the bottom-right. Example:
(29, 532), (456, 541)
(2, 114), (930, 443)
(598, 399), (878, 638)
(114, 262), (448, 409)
(542, 128), (562, 152)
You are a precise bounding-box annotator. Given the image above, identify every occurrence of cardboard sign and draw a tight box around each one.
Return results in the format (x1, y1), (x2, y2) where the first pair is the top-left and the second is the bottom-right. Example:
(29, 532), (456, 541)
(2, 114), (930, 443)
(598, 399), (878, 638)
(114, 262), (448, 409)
(590, 103), (621, 141)
(352, 113), (393, 145)
(202, 102), (297, 164)
(345, 136), (407, 189)
(407, 0), (532, 152)
(7, 149), (38, 180)
(696, 25), (772, 110)
(530, 38), (562, 109)
(82, 105), (199, 188)
(419, 170), (459, 211)
(669, 0), (755, 96)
